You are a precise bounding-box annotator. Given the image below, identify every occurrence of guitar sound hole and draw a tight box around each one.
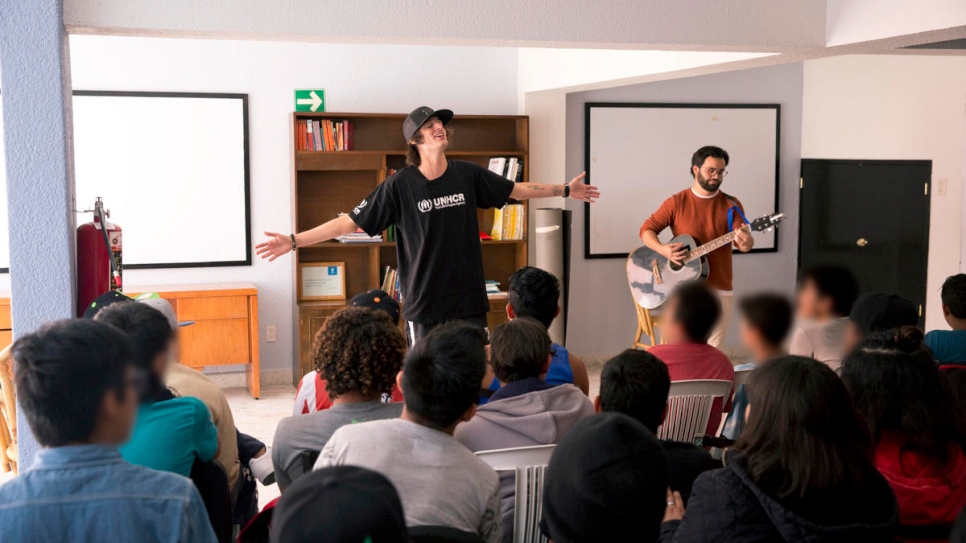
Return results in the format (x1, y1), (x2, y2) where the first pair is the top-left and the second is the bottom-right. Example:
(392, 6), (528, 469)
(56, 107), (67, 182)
(669, 261), (683, 272)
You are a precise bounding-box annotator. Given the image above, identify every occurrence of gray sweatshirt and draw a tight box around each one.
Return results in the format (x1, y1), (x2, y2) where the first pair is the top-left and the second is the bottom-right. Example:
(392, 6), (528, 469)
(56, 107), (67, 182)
(455, 383), (594, 543)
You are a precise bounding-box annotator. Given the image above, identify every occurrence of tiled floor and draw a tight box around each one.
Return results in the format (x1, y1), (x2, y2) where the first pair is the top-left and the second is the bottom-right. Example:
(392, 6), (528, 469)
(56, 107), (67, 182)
(225, 385), (297, 509)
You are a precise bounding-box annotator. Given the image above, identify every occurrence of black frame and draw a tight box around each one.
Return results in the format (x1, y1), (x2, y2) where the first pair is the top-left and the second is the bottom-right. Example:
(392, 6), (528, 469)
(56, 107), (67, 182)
(71, 90), (252, 270)
(583, 102), (782, 259)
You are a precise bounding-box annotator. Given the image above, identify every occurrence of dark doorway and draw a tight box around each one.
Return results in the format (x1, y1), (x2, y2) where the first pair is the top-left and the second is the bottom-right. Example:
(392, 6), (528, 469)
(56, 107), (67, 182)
(799, 159), (931, 325)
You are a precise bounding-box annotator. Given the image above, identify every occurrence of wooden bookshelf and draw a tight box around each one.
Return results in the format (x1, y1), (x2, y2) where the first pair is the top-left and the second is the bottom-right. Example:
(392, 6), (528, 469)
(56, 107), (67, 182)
(293, 112), (529, 384)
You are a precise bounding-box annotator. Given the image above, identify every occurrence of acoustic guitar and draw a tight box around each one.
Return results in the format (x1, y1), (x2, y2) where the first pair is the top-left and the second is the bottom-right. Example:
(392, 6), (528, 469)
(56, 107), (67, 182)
(626, 212), (786, 310)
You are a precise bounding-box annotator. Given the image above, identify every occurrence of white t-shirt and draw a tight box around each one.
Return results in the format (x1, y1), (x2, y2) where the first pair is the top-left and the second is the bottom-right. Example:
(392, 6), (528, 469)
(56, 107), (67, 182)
(788, 317), (850, 372)
(315, 418), (501, 543)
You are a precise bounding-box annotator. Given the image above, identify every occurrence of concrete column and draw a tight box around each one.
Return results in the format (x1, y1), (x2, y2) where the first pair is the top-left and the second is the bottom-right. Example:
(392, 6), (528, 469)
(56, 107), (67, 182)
(0, 0), (77, 470)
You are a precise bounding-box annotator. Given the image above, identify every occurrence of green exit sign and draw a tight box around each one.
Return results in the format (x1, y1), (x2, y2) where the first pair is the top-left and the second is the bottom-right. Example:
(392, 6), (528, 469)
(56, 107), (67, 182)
(294, 89), (326, 112)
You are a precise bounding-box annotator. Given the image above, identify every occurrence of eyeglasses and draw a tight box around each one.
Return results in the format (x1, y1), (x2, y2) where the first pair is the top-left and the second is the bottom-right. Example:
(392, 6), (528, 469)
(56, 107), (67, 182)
(704, 167), (728, 177)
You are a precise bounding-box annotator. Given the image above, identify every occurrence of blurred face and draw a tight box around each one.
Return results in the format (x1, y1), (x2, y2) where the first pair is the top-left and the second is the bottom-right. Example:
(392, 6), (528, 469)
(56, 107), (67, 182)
(98, 367), (139, 445)
(693, 157), (726, 193)
(797, 279), (827, 320)
(152, 341), (174, 377)
(412, 117), (448, 153)
(739, 317), (761, 350)
(844, 321), (863, 354)
(661, 297), (685, 344)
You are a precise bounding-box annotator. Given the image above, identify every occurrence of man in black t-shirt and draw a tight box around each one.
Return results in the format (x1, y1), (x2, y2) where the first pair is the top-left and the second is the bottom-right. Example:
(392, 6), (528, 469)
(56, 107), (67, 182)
(257, 106), (600, 344)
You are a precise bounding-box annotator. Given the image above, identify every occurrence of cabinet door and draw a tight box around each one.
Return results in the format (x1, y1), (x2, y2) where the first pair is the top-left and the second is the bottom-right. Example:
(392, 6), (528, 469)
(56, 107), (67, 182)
(297, 305), (343, 386)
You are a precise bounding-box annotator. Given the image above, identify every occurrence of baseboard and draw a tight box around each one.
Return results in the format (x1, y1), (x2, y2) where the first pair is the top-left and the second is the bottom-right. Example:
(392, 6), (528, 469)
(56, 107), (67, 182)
(203, 368), (294, 389)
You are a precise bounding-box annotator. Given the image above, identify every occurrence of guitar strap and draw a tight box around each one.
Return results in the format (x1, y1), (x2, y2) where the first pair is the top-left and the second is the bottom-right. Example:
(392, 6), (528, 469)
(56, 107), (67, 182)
(724, 193), (750, 231)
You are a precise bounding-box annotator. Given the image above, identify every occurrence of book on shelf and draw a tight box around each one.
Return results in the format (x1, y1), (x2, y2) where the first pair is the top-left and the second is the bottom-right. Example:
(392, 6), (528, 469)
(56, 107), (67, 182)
(386, 224), (397, 243)
(337, 231), (383, 244)
(486, 156), (525, 183)
(490, 203), (525, 241)
(296, 118), (355, 151)
(381, 267), (401, 300)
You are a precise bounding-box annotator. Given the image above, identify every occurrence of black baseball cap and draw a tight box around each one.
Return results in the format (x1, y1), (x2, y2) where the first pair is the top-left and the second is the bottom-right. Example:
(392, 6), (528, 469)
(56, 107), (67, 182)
(271, 466), (408, 543)
(540, 413), (669, 543)
(349, 289), (401, 325)
(82, 291), (134, 319)
(403, 106), (453, 142)
(849, 292), (919, 335)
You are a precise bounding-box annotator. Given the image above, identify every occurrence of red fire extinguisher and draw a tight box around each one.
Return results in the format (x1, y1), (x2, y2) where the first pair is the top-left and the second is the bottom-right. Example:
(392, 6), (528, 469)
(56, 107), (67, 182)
(77, 197), (123, 317)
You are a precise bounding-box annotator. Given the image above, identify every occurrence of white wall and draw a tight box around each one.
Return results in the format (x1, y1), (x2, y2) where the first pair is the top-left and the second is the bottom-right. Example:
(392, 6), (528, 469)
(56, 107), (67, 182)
(826, 0), (966, 46)
(802, 55), (966, 331)
(563, 63), (804, 355)
(58, 35), (519, 378)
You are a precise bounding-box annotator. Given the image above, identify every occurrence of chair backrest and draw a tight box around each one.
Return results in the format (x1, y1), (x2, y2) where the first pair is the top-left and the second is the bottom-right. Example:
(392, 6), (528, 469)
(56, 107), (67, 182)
(408, 526), (483, 543)
(658, 379), (734, 443)
(733, 368), (754, 389)
(475, 444), (555, 470)
(476, 445), (554, 543)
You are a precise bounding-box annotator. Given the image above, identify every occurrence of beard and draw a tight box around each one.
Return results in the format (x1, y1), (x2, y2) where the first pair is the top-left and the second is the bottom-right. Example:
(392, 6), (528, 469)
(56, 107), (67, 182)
(696, 171), (721, 192)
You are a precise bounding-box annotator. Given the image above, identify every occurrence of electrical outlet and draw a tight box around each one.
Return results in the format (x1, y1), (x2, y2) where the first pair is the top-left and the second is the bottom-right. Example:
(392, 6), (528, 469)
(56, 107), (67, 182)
(266, 325), (277, 343)
(938, 177), (947, 196)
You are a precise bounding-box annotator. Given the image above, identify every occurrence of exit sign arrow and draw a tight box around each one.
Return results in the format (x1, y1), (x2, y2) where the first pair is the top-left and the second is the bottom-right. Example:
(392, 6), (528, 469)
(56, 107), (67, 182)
(294, 89), (326, 112)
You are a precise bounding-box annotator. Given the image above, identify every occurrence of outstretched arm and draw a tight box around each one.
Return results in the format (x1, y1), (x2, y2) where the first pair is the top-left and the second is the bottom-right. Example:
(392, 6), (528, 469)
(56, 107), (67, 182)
(256, 214), (359, 261)
(510, 172), (600, 203)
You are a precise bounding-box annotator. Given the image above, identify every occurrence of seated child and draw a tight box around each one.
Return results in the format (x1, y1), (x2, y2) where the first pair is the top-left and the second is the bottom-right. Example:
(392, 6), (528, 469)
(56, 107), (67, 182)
(273, 306), (406, 490)
(788, 265), (858, 371)
(482, 266), (589, 401)
(271, 466), (408, 543)
(315, 322), (501, 543)
(96, 302), (218, 477)
(0, 319), (216, 543)
(722, 293), (793, 440)
(456, 317), (593, 542)
(926, 274), (966, 365)
(293, 290), (403, 414)
(648, 281), (734, 435)
(541, 413), (668, 543)
(595, 349), (714, 504)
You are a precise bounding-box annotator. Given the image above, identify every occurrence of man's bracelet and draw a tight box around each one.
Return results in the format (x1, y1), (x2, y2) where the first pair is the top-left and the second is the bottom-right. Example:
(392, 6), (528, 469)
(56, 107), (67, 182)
(290, 233), (297, 250)
(563, 185), (571, 198)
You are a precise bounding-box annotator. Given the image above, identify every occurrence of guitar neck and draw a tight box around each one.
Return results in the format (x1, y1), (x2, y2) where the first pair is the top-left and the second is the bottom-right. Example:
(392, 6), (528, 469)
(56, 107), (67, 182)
(685, 225), (749, 263)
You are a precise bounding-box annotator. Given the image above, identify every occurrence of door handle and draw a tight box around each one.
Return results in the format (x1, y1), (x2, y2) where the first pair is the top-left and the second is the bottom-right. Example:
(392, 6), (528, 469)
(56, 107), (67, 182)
(856, 238), (868, 247)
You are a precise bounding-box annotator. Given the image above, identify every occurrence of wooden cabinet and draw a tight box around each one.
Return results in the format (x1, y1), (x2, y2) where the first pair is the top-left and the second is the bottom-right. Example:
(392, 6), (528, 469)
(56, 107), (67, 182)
(127, 283), (261, 398)
(0, 294), (10, 351)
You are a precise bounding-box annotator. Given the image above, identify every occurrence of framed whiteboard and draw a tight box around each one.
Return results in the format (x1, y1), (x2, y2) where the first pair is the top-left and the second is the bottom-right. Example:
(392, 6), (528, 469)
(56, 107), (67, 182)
(584, 103), (780, 259)
(72, 91), (251, 268)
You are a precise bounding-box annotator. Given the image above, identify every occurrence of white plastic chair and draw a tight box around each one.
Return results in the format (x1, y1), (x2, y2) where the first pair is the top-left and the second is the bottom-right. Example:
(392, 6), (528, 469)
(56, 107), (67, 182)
(476, 445), (555, 543)
(658, 379), (734, 444)
(733, 368), (755, 389)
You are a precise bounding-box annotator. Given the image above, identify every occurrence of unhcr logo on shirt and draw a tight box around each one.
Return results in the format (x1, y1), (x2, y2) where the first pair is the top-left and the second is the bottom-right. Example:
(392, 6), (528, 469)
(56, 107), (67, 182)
(417, 193), (466, 213)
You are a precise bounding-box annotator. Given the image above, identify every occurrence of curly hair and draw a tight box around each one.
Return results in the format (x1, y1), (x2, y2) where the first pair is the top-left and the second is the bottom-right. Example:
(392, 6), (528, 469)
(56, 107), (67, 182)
(313, 307), (407, 400)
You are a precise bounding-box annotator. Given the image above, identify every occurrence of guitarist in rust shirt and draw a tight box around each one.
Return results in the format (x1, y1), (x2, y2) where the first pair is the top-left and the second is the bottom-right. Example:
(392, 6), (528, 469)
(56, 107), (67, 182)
(639, 146), (754, 347)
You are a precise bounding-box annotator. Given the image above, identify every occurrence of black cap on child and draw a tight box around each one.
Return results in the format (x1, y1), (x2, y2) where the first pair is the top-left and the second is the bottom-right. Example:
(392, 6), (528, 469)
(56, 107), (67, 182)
(271, 466), (408, 543)
(849, 292), (919, 335)
(349, 289), (401, 325)
(540, 412), (669, 543)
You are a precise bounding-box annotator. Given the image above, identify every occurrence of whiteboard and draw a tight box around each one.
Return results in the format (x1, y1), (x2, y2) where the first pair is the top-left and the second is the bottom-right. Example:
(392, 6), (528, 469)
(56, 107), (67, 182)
(72, 92), (251, 268)
(585, 103), (779, 258)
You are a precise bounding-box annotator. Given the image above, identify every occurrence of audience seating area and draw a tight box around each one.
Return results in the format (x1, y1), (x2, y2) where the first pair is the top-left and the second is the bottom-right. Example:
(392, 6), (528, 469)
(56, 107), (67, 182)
(4, 266), (966, 543)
